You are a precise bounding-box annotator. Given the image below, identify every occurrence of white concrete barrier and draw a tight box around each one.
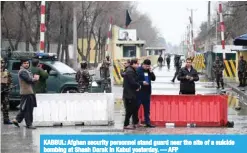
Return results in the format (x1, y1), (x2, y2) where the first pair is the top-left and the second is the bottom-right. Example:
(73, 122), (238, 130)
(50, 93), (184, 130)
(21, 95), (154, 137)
(33, 93), (114, 127)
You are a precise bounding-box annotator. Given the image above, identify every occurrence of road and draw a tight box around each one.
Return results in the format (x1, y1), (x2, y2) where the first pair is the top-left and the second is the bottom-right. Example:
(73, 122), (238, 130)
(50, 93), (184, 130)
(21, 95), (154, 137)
(1, 60), (247, 153)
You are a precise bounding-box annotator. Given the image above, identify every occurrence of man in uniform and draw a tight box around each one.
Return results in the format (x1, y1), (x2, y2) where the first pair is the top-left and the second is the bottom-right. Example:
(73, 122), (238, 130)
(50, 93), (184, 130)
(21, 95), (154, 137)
(75, 61), (91, 93)
(31, 58), (49, 93)
(100, 55), (111, 92)
(238, 55), (247, 87)
(212, 56), (225, 89)
(1, 58), (13, 124)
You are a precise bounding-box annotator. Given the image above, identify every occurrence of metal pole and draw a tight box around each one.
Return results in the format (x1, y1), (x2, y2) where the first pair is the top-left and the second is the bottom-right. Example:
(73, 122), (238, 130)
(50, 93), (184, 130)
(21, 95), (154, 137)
(206, 1), (211, 51)
(40, 1), (46, 52)
(73, 2), (78, 70)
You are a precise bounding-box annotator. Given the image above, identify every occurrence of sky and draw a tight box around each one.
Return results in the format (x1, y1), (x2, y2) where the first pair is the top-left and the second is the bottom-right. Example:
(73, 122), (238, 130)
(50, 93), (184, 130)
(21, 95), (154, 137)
(137, 1), (218, 46)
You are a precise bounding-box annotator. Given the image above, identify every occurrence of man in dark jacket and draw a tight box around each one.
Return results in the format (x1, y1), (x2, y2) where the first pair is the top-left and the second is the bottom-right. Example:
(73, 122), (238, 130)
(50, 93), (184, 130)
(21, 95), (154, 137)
(157, 55), (163, 67)
(171, 56), (182, 83)
(137, 59), (156, 128)
(166, 54), (171, 70)
(120, 59), (130, 112)
(238, 55), (247, 87)
(31, 58), (49, 93)
(177, 58), (199, 94)
(123, 59), (141, 129)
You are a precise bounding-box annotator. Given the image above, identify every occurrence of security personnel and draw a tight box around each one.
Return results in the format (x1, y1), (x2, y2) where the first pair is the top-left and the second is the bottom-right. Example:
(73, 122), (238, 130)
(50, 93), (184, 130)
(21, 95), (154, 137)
(1, 58), (13, 124)
(100, 56), (111, 92)
(75, 61), (91, 93)
(212, 56), (225, 89)
(238, 55), (247, 87)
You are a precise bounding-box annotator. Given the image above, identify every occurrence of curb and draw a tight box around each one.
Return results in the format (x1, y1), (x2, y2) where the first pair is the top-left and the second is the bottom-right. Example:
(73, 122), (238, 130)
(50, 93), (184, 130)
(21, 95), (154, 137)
(225, 83), (247, 100)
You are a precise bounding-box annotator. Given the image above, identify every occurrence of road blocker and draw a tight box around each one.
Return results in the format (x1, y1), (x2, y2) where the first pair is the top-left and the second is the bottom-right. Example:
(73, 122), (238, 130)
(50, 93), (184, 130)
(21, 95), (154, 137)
(33, 93), (114, 127)
(138, 95), (234, 128)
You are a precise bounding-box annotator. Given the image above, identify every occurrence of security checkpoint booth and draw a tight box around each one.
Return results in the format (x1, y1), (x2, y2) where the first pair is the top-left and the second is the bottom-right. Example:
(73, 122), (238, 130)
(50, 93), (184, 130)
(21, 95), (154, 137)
(109, 25), (146, 85)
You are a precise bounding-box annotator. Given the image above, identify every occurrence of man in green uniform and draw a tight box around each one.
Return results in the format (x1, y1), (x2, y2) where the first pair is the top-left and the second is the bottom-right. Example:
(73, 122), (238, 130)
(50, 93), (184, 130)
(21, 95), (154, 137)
(212, 56), (225, 89)
(30, 58), (49, 93)
(75, 61), (91, 93)
(1, 58), (13, 124)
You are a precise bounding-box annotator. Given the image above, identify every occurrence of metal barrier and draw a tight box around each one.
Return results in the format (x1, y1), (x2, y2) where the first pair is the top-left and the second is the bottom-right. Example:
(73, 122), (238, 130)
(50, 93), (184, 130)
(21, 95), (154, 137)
(33, 93), (114, 126)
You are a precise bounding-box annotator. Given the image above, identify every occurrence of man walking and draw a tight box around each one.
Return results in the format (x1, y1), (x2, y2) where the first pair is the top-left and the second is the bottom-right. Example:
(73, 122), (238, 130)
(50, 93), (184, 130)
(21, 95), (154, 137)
(137, 59), (156, 128)
(177, 58), (199, 94)
(12, 59), (39, 129)
(238, 55), (247, 87)
(75, 61), (91, 93)
(1, 58), (13, 124)
(171, 56), (182, 83)
(31, 58), (49, 93)
(123, 59), (141, 129)
(212, 56), (225, 89)
(157, 55), (164, 67)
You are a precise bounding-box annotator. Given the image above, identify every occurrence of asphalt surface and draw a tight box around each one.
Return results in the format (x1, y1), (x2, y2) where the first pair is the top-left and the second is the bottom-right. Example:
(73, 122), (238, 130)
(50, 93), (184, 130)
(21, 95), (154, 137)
(1, 60), (247, 153)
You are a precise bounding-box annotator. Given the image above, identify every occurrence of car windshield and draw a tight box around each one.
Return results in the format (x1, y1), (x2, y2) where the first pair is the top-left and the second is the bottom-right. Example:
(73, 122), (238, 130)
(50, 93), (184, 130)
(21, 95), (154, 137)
(52, 61), (76, 74)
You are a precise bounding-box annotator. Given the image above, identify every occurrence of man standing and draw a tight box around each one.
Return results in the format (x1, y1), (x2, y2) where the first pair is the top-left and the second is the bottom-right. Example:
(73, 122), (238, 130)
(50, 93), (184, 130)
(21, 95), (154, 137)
(120, 60), (130, 115)
(12, 59), (39, 129)
(177, 58), (199, 94)
(75, 61), (91, 93)
(1, 58), (13, 124)
(157, 55), (164, 67)
(137, 59), (156, 128)
(123, 59), (141, 129)
(100, 55), (111, 92)
(171, 56), (182, 83)
(212, 56), (225, 89)
(166, 54), (171, 70)
(238, 55), (247, 87)
(30, 58), (49, 93)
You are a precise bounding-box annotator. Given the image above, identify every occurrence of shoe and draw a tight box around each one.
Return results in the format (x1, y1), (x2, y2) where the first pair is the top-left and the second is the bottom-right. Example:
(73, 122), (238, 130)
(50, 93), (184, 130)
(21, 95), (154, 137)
(171, 80), (174, 83)
(26, 125), (36, 129)
(12, 120), (20, 127)
(133, 123), (144, 128)
(123, 125), (135, 130)
(3, 120), (13, 125)
(216, 86), (220, 89)
(238, 85), (242, 87)
(145, 124), (155, 128)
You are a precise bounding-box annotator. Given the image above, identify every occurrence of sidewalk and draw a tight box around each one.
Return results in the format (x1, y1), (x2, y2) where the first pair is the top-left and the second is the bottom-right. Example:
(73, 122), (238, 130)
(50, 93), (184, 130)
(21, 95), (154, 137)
(224, 77), (247, 100)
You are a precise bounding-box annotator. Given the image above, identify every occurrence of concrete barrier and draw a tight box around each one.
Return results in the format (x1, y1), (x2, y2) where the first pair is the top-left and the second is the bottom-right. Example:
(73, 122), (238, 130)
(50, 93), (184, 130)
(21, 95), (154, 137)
(33, 93), (114, 127)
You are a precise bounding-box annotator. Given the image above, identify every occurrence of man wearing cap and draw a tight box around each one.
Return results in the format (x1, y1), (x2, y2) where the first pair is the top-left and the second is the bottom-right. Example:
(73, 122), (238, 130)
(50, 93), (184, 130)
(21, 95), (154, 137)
(212, 56), (225, 89)
(238, 55), (247, 87)
(75, 61), (91, 93)
(136, 59), (156, 128)
(1, 58), (13, 124)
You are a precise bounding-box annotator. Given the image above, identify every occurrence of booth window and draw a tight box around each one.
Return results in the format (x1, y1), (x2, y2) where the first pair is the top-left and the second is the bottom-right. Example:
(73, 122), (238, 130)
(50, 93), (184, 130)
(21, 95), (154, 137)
(148, 50), (152, 55)
(123, 46), (136, 57)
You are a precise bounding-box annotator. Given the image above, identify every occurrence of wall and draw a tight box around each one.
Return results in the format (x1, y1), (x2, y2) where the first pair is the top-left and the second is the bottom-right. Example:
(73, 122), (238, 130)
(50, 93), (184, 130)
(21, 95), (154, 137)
(77, 38), (97, 64)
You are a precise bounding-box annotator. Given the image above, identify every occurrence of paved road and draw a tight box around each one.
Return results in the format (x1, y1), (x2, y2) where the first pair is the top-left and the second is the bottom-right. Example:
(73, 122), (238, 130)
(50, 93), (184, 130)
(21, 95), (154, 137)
(1, 59), (247, 153)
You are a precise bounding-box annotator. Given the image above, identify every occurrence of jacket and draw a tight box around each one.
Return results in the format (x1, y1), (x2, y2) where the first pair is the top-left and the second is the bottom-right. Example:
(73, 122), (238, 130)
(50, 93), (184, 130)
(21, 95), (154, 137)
(123, 66), (140, 100)
(31, 66), (49, 93)
(238, 60), (247, 73)
(120, 66), (128, 87)
(177, 66), (199, 93)
(212, 60), (225, 74)
(18, 67), (35, 95)
(136, 66), (156, 96)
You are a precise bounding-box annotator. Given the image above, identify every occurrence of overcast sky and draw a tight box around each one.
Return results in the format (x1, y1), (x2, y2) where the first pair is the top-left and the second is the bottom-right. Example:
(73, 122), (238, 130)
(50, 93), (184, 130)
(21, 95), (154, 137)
(137, 1), (218, 46)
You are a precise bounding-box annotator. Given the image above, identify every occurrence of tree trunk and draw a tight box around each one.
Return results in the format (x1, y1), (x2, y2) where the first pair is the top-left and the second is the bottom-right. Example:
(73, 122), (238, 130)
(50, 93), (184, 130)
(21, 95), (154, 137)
(45, 2), (52, 53)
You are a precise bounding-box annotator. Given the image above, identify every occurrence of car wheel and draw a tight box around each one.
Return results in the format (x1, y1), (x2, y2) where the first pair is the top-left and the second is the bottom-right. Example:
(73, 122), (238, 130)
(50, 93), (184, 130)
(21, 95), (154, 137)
(61, 88), (78, 93)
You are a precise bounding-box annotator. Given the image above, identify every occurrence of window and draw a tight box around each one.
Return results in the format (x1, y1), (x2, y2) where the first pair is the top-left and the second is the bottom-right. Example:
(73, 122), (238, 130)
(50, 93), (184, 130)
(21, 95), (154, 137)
(155, 50), (159, 55)
(40, 64), (53, 74)
(51, 61), (76, 74)
(123, 46), (136, 58)
(148, 50), (152, 55)
(12, 62), (21, 71)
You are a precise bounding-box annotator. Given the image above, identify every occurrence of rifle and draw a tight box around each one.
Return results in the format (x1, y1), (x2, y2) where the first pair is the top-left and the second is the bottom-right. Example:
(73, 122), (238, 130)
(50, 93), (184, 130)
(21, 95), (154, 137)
(1, 84), (18, 93)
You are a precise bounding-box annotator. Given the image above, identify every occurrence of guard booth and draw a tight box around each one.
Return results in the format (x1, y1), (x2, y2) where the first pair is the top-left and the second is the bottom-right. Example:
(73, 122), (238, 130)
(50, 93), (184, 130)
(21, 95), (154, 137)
(110, 25), (146, 85)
